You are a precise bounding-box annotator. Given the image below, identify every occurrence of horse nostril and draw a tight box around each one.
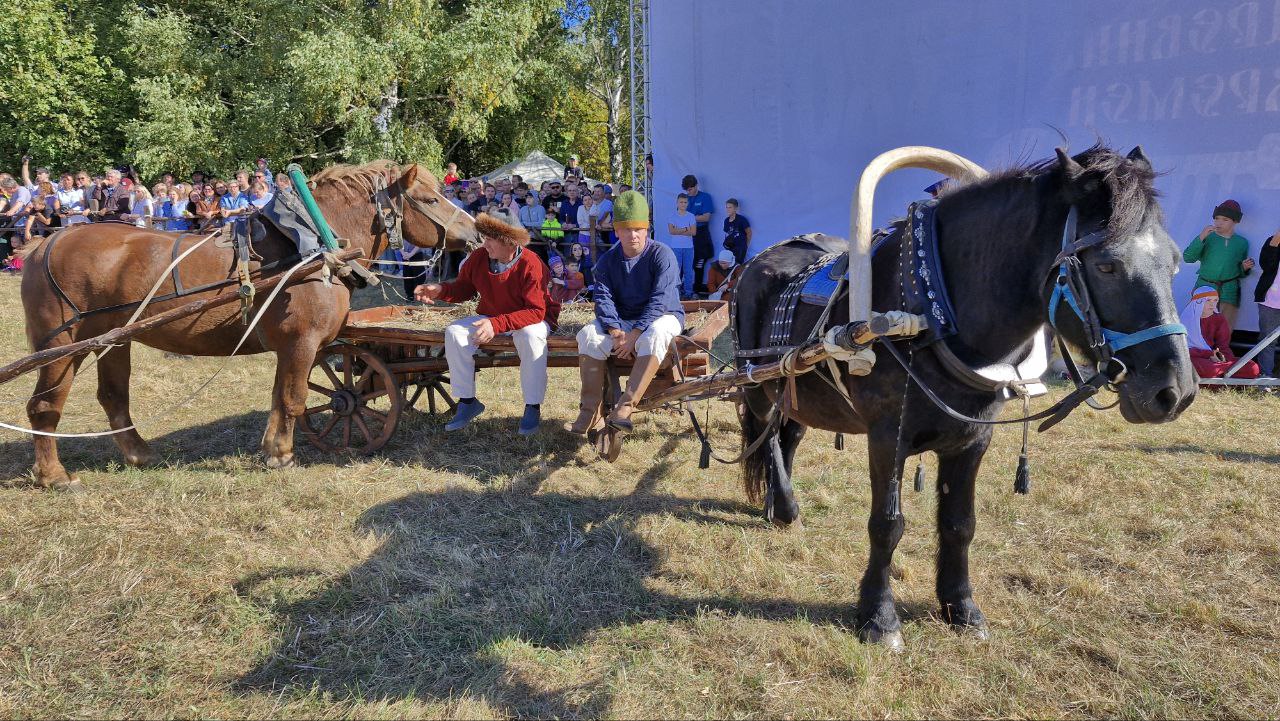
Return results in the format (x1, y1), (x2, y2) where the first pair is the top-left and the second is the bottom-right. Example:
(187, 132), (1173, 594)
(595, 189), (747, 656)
(1152, 386), (1179, 417)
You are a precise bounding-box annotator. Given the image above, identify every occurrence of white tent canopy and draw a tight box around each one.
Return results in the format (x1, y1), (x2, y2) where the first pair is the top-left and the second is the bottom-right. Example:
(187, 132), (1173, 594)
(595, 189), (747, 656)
(480, 150), (601, 188)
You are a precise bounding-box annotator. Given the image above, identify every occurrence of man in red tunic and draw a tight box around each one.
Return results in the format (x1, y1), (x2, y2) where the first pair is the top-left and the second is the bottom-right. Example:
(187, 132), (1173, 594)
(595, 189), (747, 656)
(1180, 285), (1261, 380)
(415, 212), (555, 434)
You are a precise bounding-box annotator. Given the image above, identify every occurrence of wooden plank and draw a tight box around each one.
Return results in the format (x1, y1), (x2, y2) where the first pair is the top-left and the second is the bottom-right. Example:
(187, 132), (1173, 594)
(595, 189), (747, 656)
(0, 249), (363, 388)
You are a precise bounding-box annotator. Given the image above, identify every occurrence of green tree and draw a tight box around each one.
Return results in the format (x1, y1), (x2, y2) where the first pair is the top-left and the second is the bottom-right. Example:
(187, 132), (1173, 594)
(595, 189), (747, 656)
(0, 0), (126, 171)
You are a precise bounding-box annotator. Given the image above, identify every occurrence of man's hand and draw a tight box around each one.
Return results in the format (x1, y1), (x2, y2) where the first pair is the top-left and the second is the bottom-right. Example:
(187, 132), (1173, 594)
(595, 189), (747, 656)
(471, 317), (496, 343)
(414, 283), (443, 303)
(614, 328), (642, 360)
(1244, 258), (1256, 271)
(1272, 231), (1280, 247)
(1200, 225), (1215, 241)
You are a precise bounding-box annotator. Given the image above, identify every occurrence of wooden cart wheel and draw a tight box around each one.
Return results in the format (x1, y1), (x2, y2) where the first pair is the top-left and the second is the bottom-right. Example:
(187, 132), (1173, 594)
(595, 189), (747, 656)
(301, 345), (403, 454)
(405, 374), (456, 415)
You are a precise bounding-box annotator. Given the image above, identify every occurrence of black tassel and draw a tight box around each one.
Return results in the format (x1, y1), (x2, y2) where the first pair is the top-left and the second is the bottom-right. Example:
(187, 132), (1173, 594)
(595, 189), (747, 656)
(699, 439), (711, 469)
(834, 432), (845, 451)
(913, 462), (926, 492)
(1014, 454), (1031, 495)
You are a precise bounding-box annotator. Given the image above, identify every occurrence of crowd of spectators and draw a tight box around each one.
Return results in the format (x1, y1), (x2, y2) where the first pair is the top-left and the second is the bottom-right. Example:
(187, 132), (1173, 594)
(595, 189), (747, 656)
(436, 158), (750, 304)
(0, 156), (283, 268)
(2, 151), (751, 305)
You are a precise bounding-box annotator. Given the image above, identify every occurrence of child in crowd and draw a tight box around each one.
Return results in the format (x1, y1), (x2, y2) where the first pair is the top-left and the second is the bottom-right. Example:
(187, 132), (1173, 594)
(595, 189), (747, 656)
(664, 193), (697, 299)
(1251, 227), (1280, 376)
(1183, 199), (1252, 329)
(1180, 285), (1260, 380)
(706, 249), (738, 300)
(722, 198), (751, 264)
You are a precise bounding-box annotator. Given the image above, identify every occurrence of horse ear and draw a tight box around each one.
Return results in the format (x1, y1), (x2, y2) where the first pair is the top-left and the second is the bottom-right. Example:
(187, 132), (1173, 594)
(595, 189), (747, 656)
(1055, 147), (1084, 180)
(399, 164), (419, 189)
(1126, 145), (1152, 169)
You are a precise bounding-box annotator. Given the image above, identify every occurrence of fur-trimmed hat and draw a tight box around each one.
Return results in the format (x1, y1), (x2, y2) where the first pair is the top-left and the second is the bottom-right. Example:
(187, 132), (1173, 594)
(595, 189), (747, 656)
(476, 211), (529, 247)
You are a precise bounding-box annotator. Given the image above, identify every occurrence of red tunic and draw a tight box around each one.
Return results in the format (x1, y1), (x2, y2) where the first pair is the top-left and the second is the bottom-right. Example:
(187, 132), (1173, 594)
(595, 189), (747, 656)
(437, 247), (553, 334)
(1190, 313), (1260, 379)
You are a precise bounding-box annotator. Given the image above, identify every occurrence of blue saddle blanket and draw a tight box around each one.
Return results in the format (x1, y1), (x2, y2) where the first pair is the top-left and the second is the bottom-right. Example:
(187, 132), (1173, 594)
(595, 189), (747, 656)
(799, 254), (847, 307)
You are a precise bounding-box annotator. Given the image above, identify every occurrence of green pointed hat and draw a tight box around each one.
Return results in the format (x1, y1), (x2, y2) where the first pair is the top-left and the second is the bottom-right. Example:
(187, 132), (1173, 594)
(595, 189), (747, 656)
(612, 190), (649, 229)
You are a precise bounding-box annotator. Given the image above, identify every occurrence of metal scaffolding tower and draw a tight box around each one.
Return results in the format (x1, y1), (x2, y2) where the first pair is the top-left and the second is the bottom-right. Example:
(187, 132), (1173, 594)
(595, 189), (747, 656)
(627, 0), (651, 202)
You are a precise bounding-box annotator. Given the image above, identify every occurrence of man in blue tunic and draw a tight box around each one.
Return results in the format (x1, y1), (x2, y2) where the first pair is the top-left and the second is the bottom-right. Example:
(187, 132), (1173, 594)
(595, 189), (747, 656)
(567, 191), (684, 435)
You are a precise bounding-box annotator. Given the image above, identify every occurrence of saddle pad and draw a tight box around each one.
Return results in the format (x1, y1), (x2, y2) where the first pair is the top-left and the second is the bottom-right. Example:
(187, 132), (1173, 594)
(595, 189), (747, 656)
(799, 253), (848, 307)
(261, 190), (322, 254)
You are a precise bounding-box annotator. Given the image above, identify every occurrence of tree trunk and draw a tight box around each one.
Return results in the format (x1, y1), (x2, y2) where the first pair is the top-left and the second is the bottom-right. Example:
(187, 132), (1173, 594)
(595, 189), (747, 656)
(605, 84), (624, 182)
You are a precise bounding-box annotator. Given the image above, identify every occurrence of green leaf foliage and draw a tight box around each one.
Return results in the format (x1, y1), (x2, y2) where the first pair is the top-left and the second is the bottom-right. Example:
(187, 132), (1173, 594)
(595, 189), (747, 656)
(2, 0), (602, 182)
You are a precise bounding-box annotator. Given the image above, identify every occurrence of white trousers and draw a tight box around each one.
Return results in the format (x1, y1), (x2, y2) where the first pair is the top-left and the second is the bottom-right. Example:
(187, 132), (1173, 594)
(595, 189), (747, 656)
(576, 315), (683, 362)
(444, 316), (548, 403)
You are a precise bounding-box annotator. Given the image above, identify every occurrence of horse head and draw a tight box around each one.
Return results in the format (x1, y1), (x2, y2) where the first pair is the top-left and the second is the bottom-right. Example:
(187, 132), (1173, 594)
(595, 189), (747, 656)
(1045, 145), (1196, 424)
(394, 164), (480, 251)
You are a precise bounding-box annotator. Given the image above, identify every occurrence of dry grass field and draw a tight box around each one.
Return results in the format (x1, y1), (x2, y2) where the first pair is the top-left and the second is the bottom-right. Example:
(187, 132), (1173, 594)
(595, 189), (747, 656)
(0, 274), (1277, 719)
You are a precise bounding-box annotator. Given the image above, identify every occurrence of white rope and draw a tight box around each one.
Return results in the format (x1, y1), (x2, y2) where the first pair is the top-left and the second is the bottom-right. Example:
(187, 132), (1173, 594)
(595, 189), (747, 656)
(0, 251), (323, 438)
(2, 228), (223, 409)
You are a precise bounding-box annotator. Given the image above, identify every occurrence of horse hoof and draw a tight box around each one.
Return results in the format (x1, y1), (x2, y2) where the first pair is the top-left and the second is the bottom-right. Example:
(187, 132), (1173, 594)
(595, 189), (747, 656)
(265, 454), (296, 469)
(858, 627), (905, 651)
(960, 624), (991, 641)
(53, 477), (86, 494)
(124, 450), (158, 467)
(770, 515), (803, 531)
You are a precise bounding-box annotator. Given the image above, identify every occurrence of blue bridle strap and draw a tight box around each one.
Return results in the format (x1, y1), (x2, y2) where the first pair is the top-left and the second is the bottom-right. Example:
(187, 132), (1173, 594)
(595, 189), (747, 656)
(1047, 206), (1186, 360)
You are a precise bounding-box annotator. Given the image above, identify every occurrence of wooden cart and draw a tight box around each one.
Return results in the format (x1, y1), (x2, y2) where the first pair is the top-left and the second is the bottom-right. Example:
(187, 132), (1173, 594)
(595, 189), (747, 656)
(298, 300), (730, 454)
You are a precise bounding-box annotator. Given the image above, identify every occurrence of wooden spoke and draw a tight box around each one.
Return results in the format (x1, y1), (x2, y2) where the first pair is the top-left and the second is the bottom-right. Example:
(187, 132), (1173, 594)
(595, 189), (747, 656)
(341, 417), (352, 448)
(352, 413), (373, 444)
(321, 361), (342, 388)
(308, 382), (331, 395)
(362, 387), (389, 403)
(342, 353), (352, 387)
(359, 406), (388, 424)
(303, 404), (329, 417)
(317, 414), (338, 439)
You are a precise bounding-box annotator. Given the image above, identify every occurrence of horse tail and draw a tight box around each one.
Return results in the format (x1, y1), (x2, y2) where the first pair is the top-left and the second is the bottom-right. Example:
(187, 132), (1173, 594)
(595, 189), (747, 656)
(740, 404), (771, 505)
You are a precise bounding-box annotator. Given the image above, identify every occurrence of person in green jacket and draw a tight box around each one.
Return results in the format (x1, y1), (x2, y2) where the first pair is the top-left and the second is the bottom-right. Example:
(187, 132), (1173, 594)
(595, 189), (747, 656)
(1183, 199), (1253, 329)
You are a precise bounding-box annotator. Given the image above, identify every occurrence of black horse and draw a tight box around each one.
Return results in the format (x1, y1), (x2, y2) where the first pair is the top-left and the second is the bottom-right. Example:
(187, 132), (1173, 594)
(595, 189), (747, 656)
(733, 144), (1197, 648)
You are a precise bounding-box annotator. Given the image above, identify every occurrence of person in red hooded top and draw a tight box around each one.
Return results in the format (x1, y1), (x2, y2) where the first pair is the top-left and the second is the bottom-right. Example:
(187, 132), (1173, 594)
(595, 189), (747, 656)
(1180, 285), (1260, 380)
(415, 211), (558, 434)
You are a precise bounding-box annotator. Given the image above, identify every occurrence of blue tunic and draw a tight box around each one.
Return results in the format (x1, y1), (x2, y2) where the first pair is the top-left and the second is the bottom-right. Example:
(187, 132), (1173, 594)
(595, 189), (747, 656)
(593, 240), (685, 331)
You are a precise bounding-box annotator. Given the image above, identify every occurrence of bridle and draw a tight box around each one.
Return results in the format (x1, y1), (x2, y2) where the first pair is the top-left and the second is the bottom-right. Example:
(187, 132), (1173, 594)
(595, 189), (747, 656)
(1045, 205), (1186, 394)
(371, 170), (475, 260)
(875, 203), (1187, 432)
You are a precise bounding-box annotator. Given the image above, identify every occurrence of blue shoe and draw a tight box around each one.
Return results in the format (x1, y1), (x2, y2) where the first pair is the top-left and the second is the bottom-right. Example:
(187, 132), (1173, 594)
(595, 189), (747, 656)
(445, 399), (485, 431)
(517, 405), (541, 435)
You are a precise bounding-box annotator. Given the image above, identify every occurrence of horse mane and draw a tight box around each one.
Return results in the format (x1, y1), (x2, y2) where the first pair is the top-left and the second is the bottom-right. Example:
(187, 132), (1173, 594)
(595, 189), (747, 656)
(310, 160), (441, 196)
(946, 142), (1161, 243)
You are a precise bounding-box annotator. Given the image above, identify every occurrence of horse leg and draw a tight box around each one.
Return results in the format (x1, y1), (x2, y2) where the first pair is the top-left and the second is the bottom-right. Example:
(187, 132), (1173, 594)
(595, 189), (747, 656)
(26, 355), (85, 491)
(262, 341), (321, 469)
(95, 343), (157, 467)
(764, 419), (806, 528)
(856, 431), (906, 648)
(935, 439), (992, 638)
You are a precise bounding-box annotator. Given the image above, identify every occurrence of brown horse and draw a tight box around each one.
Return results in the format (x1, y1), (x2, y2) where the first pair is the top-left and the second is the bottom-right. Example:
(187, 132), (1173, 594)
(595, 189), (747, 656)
(20, 161), (476, 490)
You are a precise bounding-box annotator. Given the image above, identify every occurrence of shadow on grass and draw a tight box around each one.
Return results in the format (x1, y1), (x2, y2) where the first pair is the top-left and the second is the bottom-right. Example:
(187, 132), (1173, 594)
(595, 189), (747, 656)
(1104, 441), (1280, 465)
(0, 410), (274, 486)
(232, 484), (876, 717)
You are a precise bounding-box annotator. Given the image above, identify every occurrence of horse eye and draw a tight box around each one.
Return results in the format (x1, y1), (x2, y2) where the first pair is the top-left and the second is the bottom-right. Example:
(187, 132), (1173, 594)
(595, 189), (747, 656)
(427, 197), (439, 204)
(1096, 262), (1115, 273)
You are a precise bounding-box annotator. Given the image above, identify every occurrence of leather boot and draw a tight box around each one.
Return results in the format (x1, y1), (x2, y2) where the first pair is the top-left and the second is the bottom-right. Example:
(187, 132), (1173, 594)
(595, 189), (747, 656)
(565, 356), (607, 435)
(607, 354), (662, 432)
